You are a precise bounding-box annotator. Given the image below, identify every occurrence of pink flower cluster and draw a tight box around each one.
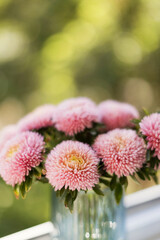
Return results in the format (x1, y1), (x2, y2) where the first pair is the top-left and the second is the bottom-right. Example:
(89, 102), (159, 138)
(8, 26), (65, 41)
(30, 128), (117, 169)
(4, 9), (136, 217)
(140, 113), (160, 159)
(0, 97), (155, 194)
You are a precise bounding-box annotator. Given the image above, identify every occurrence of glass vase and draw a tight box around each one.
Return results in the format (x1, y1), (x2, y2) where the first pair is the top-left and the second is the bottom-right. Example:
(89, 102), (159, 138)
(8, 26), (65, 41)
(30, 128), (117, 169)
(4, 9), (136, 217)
(51, 188), (125, 240)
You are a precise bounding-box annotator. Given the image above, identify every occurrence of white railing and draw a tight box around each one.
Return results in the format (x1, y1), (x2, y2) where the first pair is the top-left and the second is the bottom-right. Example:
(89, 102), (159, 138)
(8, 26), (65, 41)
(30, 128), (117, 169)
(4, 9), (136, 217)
(0, 222), (56, 240)
(1, 185), (160, 240)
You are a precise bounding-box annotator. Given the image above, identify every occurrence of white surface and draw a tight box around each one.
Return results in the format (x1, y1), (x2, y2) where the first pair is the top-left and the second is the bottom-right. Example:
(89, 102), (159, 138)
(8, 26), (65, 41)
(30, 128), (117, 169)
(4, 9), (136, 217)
(124, 185), (160, 208)
(2, 185), (160, 240)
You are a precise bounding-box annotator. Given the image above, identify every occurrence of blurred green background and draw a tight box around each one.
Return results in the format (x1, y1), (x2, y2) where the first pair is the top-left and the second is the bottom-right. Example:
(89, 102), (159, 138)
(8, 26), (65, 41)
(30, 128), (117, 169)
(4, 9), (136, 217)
(0, 0), (160, 237)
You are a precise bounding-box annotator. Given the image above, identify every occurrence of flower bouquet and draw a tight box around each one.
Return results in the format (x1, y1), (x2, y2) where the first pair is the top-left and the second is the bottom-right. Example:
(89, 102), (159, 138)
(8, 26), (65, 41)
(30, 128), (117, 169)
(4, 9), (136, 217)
(0, 97), (159, 240)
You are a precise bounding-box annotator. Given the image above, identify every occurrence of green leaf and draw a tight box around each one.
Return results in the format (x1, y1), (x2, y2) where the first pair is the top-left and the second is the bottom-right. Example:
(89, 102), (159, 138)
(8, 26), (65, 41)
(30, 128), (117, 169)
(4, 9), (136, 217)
(130, 174), (140, 185)
(137, 171), (145, 181)
(114, 183), (123, 204)
(119, 176), (128, 190)
(20, 182), (26, 199)
(25, 177), (33, 192)
(71, 190), (78, 201)
(104, 172), (112, 178)
(93, 185), (104, 196)
(34, 167), (41, 178)
(35, 166), (42, 173)
(59, 187), (65, 197)
(64, 193), (74, 212)
(119, 176), (126, 185)
(149, 168), (157, 174)
(150, 159), (156, 169)
(59, 188), (70, 200)
(37, 176), (49, 184)
(92, 122), (106, 132)
(55, 188), (69, 200)
(146, 150), (151, 162)
(14, 184), (20, 199)
(150, 156), (159, 169)
(98, 161), (104, 172)
(131, 119), (140, 124)
(110, 175), (117, 190)
(124, 178), (128, 190)
(141, 168), (151, 181)
(143, 108), (149, 116)
(56, 190), (60, 197)
(151, 174), (158, 184)
(99, 177), (110, 187)
(156, 161), (160, 169)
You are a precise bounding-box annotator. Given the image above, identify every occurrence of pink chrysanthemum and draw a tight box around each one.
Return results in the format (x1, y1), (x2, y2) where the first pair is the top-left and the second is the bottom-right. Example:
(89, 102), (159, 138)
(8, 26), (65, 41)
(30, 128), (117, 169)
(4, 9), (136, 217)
(18, 104), (55, 131)
(93, 129), (146, 177)
(98, 100), (139, 130)
(0, 125), (17, 149)
(53, 97), (98, 136)
(0, 131), (45, 186)
(140, 113), (160, 159)
(45, 140), (100, 191)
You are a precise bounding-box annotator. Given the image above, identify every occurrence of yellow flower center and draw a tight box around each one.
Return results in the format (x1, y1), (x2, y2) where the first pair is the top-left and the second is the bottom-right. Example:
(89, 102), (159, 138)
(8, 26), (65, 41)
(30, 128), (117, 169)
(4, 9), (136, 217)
(6, 144), (19, 158)
(67, 154), (84, 169)
(115, 136), (126, 150)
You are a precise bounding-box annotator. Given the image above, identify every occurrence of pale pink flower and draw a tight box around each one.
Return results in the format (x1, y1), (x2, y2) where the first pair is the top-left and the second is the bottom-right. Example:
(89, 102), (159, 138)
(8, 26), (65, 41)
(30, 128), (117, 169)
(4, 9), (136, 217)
(0, 125), (17, 149)
(53, 97), (98, 136)
(98, 100), (139, 130)
(45, 140), (100, 191)
(93, 129), (146, 177)
(140, 113), (160, 159)
(18, 104), (55, 131)
(0, 132), (45, 186)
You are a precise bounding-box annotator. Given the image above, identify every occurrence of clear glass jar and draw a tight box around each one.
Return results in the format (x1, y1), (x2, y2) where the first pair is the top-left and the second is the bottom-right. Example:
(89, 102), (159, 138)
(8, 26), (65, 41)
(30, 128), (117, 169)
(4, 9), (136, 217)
(52, 188), (125, 240)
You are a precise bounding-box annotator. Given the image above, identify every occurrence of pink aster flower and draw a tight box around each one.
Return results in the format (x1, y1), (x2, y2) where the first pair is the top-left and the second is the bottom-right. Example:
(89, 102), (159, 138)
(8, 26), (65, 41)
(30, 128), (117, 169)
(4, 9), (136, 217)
(140, 113), (160, 159)
(0, 131), (45, 186)
(18, 104), (55, 131)
(98, 100), (139, 130)
(93, 129), (146, 177)
(45, 140), (100, 191)
(53, 97), (98, 136)
(0, 125), (17, 149)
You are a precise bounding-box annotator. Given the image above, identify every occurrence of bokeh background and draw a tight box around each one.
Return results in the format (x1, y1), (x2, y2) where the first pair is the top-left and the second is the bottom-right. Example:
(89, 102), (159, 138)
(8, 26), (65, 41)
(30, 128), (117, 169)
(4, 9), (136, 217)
(0, 0), (160, 237)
